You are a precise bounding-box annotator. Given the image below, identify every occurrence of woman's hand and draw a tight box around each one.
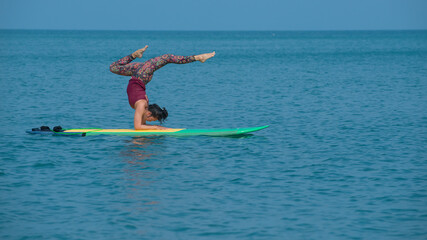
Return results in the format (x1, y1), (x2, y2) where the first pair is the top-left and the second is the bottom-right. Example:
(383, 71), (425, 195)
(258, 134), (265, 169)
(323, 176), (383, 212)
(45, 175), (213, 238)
(153, 125), (172, 130)
(135, 124), (172, 130)
(132, 45), (148, 58)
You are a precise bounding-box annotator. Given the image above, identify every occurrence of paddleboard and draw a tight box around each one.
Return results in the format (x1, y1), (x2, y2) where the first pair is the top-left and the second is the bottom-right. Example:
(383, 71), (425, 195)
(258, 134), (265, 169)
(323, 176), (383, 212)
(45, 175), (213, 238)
(26, 126), (269, 137)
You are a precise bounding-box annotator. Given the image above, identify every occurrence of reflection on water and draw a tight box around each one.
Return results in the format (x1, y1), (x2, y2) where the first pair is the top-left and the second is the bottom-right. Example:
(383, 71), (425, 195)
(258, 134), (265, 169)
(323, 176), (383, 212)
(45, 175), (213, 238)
(119, 136), (167, 209)
(122, 136), (164, 162)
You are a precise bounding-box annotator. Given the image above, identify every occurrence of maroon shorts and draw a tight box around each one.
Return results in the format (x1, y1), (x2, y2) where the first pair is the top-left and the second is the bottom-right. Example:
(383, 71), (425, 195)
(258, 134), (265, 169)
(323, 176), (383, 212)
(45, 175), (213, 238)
(127, 77), (148, 108)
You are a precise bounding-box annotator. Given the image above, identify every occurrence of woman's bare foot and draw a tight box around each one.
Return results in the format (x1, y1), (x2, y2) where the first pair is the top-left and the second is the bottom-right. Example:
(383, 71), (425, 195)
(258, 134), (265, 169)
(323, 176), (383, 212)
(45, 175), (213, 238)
(132, 45), (149, 58)
(195, 51), (215, 63)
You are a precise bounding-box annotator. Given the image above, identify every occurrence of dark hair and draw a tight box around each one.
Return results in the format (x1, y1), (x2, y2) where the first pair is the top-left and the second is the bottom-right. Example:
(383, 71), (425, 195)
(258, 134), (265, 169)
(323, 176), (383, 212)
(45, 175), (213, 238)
(148, 104), (168, 123)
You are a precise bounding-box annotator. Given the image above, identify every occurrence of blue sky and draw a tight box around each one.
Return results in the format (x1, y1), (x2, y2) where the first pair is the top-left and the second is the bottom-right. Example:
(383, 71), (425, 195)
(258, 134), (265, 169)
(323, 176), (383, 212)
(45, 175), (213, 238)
(1, 0), (426, 31)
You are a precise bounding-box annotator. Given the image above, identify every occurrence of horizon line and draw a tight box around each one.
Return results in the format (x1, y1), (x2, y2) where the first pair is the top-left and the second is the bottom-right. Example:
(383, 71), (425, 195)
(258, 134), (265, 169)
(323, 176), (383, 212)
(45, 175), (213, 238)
(1, 28), (427, 32)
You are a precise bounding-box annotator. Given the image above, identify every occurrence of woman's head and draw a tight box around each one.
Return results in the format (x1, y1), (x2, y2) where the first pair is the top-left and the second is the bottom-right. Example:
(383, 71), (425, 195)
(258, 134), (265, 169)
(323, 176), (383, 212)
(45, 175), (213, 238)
(147, 104), (168, 123)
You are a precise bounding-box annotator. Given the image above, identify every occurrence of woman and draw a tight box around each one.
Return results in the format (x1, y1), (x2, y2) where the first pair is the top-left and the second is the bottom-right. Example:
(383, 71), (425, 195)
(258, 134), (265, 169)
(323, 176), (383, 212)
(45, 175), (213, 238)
(110, 46), (215, 130)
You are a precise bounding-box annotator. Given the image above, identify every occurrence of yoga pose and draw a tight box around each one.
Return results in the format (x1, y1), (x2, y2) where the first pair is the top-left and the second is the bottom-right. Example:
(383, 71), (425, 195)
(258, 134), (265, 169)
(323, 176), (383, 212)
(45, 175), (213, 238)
(110, 46), (215, 130)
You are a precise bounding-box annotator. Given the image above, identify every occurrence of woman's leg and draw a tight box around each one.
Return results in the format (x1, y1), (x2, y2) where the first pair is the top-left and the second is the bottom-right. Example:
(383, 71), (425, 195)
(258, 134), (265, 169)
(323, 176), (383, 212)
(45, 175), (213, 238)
(138, 54), (196, 84)
(146, 54), (196, 73)
(140, 52), (215, 84)
(110, 55), (143, 76)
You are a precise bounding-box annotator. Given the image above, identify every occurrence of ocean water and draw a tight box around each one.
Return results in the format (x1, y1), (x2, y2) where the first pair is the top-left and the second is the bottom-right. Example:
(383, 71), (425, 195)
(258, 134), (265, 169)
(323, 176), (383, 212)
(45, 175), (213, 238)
(0, 30), (426, 239)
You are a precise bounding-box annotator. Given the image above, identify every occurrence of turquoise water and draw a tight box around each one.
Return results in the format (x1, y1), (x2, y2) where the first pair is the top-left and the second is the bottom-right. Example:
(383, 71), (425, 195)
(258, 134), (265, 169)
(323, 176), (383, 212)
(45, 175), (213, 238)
(0, 30), (426, 239)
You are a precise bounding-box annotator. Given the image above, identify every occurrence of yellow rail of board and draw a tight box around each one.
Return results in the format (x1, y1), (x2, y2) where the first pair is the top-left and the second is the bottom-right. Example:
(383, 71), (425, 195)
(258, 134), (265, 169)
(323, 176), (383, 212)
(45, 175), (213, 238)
(64, 129), (184, 133)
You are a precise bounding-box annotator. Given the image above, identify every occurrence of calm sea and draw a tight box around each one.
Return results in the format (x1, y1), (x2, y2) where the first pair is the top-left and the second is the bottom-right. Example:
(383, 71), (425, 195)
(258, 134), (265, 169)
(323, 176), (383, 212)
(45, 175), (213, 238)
(0, 30), (426, 239)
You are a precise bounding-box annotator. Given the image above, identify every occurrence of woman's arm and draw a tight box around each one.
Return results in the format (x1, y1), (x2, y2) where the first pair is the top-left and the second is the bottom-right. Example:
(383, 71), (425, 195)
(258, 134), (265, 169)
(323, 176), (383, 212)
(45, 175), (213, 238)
(134, 100), (170, 130)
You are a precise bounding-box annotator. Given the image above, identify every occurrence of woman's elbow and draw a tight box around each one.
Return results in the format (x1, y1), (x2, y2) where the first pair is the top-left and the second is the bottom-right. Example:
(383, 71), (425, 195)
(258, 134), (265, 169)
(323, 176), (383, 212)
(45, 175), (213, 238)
(134, 123), (143, 130)
(134, 125), (144, 130)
